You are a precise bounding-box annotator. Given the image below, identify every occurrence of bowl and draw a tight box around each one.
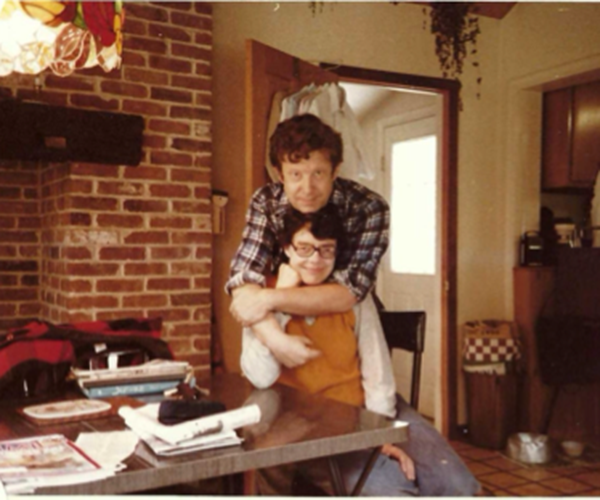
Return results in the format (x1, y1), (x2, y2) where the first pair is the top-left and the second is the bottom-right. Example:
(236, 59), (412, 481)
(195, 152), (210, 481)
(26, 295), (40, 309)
(506, 433), (553, 464)
(561, 440), (585, 458)
(554, 223), (576, 245)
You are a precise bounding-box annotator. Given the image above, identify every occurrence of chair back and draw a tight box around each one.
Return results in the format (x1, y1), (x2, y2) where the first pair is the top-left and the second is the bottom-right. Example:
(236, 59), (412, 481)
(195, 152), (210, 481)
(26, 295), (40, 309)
(378, 310), (426, 410)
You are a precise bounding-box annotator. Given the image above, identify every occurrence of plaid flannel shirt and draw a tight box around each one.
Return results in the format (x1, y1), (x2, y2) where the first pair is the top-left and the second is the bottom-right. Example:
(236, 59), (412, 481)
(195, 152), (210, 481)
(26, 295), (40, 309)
(226, 178), (389, 301)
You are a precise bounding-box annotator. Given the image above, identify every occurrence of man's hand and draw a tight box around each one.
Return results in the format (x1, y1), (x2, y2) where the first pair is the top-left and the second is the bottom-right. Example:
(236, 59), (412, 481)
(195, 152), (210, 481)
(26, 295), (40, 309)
(265, 331), (321, 368)
(230, 285), (272, 326)
(276, 263), (302, 289)
(382, 443), (416, 481)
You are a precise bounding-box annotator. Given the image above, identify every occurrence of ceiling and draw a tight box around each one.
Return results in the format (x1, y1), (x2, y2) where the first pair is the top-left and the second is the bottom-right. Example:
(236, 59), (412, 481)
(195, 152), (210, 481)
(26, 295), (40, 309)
(415, 2), (517, 20)
(342, 83), (437, 120)
(470, 2), (516, 19)
(342, 83), (391, 120)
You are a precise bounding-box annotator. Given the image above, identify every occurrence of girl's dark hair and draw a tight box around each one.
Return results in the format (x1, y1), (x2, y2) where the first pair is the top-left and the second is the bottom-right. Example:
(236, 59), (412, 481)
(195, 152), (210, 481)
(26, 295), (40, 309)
(269, 114), (343, 170)
(278, 204), (344, 249)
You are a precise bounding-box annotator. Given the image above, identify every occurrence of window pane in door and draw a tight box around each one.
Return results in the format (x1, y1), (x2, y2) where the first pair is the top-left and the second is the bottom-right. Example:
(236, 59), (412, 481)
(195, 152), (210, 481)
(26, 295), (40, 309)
(390, 135), (437, 275)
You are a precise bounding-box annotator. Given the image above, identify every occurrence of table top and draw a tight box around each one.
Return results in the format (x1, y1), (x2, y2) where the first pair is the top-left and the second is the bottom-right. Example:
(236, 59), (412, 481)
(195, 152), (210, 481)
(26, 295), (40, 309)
(1, 373), (407, 495)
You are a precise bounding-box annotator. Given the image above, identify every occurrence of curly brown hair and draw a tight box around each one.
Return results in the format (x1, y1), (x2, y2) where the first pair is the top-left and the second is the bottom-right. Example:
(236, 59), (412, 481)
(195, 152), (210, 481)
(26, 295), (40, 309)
(269, 114), (343, 171)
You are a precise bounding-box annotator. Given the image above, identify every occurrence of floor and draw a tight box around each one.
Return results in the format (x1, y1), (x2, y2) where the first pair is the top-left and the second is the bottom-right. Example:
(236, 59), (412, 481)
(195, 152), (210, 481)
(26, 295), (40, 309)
(450, 439), (600, 497)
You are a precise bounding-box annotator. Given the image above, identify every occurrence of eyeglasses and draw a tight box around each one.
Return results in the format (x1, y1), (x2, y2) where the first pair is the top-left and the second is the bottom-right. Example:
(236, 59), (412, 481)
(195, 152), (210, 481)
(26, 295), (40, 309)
(291, 243), (337, 260)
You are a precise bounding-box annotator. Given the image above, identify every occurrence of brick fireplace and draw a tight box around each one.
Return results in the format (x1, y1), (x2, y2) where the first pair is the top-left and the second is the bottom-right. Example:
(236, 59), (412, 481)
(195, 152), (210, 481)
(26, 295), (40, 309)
(0, 2), (213, 380)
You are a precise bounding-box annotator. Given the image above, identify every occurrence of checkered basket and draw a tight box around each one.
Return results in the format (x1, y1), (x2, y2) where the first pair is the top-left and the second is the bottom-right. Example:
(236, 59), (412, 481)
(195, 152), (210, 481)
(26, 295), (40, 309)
(463, 320), (521, 366)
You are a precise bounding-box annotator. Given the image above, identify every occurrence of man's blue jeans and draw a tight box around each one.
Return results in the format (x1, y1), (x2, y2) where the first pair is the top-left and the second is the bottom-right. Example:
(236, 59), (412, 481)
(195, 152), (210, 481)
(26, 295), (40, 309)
(334, 394), (481, 496)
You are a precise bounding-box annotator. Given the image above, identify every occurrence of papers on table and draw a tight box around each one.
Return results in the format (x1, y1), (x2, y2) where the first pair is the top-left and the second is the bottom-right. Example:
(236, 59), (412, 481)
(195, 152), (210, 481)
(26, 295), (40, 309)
(119, 403), (261, 457)
(134, 426), (242, 458)
(0, 434), (114, 494)
(76, 430), (140, 472)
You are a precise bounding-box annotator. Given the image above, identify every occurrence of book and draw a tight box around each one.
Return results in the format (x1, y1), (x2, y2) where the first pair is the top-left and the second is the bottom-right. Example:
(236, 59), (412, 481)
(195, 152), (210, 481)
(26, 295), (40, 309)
(72, 359), (191, 388)
(78, 371), (186, 389)
(119, 403), (261, 446)
(81, 379), (181, 399)
(0, 434), (113, 494)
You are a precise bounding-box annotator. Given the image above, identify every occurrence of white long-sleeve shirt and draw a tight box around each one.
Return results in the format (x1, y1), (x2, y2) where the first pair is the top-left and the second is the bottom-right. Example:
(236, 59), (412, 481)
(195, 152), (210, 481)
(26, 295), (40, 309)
(240, 294), (396, 418)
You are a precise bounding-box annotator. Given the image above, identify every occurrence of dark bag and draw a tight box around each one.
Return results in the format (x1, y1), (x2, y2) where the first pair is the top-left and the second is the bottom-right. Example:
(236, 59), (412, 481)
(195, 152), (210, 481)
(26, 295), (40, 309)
(0, 317), (172, 399)
(536, 315), (600, 386)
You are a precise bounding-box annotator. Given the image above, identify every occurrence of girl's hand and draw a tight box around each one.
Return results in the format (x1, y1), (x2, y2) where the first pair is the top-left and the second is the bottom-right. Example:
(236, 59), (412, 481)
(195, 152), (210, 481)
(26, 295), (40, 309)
(266, 332), (321, 368)
(276, 263), (302, 289)
(382, 443), (416, 481)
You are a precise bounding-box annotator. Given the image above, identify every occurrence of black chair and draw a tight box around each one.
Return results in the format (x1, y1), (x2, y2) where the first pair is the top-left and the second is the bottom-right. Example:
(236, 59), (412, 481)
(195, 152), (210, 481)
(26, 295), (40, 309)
(378, 310), (426, 410)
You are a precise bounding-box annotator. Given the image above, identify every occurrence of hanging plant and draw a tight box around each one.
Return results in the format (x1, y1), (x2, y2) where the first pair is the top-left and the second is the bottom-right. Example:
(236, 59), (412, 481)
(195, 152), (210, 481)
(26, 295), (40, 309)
(308, 1), (325, 16)
(424, 2), (481, 98)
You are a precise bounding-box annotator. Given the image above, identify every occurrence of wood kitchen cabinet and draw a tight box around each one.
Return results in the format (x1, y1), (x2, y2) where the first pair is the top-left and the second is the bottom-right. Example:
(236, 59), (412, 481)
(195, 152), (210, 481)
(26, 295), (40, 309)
(513, 266), (556, 433)
(514, 265), (600, 445)
(542, 80), (600, 191)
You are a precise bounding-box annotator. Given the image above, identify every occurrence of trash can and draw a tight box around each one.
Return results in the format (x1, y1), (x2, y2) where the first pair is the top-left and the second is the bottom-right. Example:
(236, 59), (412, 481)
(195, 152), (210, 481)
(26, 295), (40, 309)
(463, 320), (521, 449)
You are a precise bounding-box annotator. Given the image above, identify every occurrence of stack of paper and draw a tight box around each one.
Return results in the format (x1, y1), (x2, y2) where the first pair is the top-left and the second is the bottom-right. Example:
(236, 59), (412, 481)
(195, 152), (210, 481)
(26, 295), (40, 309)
(0, 434), (114, 494)
(72, 359), (192, 398)
(119, 403), (261, 457)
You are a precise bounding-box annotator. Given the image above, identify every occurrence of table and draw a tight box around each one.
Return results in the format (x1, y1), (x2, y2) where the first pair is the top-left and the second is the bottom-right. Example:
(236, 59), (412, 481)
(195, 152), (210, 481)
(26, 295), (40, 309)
(0, 373), (407, 495)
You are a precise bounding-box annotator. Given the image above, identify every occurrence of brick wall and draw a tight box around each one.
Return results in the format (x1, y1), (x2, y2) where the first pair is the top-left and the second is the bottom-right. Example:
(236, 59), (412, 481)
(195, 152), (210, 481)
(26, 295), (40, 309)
(0, 2), (213, 380)
(0, 162), (41, 323)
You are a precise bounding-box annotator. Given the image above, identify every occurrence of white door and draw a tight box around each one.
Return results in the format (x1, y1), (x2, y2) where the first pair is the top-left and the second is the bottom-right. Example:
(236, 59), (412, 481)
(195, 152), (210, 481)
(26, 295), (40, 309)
(380, 111), (442, 427)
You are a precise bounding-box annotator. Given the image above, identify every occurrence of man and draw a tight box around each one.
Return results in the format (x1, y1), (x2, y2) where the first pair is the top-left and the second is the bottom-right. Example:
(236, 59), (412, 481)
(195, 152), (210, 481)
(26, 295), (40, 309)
(227, 114), (480, 496)
(226, 114), (389, 368)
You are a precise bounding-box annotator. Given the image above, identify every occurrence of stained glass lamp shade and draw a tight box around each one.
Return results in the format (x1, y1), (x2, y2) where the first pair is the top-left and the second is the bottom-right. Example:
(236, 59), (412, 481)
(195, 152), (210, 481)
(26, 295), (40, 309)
(0, 1), (124, 77)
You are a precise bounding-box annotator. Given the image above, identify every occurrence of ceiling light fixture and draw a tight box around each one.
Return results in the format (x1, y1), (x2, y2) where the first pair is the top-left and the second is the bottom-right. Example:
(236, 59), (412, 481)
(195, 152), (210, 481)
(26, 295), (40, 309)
(0, 0), (124, 77)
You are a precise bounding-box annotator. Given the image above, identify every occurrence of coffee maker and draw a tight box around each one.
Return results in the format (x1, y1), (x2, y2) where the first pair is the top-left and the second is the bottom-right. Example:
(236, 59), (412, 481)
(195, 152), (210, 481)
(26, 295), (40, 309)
(520, 231), (545, 266)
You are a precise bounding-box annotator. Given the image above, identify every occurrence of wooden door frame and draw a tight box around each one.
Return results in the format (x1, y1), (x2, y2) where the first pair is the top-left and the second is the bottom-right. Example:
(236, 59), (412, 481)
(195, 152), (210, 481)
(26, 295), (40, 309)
(321, 63), (460, 438)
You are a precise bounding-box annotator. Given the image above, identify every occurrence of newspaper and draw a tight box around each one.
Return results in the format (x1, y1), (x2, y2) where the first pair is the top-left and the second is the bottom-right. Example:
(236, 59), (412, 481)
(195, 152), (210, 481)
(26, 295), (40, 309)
(0, 434), (113, 494)
(119, 403), (261, 449)
(135, 427), (242, 458)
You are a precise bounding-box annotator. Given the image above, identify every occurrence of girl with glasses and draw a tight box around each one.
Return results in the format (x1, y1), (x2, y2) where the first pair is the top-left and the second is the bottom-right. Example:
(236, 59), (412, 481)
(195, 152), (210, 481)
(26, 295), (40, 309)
(241, 205), (480, 497)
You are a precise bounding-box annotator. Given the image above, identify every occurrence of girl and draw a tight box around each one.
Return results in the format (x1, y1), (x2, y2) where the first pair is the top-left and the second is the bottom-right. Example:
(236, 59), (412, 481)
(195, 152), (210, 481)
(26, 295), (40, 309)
(241, 205), (480, 497)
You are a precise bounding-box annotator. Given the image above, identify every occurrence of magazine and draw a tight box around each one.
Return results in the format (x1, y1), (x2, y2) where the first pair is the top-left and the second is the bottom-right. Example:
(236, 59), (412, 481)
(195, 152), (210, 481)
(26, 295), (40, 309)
(0, 434), (113, 493)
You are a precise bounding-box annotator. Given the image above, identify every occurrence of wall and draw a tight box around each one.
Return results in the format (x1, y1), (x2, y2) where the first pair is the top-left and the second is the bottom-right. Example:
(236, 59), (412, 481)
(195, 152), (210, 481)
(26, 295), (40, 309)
(0, 3), (213, 380)
(0, 160), (39, 325)
(211, 2), (504, 381)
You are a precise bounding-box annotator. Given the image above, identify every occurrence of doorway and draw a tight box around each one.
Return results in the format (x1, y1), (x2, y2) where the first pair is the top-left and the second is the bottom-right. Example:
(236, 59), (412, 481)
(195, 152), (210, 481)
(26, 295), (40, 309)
(341, 83), (443, 428)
